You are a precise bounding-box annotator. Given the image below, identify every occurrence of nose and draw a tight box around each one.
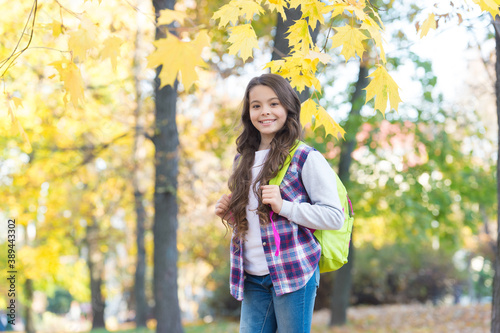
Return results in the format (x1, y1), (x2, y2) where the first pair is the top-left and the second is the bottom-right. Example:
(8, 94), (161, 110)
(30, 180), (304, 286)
(261, 106), (270, 115)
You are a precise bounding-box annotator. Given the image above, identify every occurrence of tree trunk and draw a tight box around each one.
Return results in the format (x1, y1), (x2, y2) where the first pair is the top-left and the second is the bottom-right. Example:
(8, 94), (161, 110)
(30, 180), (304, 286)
(133, 166), (148, 329)
(24, 279), (35, 333)
(133, 0), (148, 327)
(491, 15), (500, 333)
(330, 64), (368, 327)
(86, 220), (106, 329)
(151, 1), (183, 332)
(271, 5), (320, 102)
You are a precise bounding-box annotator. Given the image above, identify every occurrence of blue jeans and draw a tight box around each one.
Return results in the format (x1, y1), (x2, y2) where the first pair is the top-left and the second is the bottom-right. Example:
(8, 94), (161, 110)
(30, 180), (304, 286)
(239, 265), (320, 333)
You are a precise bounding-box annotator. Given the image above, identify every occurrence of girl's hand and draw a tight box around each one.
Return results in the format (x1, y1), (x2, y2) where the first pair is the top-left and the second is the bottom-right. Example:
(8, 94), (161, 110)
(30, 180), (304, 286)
(215, 194), (232, 221)
(261, 185), (283, 214)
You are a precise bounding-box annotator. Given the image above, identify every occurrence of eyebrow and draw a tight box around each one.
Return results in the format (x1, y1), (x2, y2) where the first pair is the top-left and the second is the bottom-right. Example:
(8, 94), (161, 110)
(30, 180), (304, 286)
(250, 97), (279, 104)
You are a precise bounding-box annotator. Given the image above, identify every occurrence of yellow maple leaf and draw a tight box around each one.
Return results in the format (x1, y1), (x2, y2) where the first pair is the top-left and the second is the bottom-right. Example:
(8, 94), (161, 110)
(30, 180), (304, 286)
(212, 0), (264, 28)
(330, 4), (348, 18)
(418, 13), (437, 38)
(288, 0), (303, 9)
(264, 59), (286, 73)
(67, 17), (98, 61)
(266, 0), (287, 21)
(300, 99), (319, 128)
(51, 20), (63, 38)
(101, 36), (123, 72)
(287, 19), (313, 53)
(265, 54), (321, 92)
(316, 105), (345, 140)
(300, 99), (345, 139)
(50, 59), (85, 106)
(304, 48), (331, 65)
(158, 8), (188, 25)
(330, 25), (368, 62)
(346, 1), (367, 21)
(472, 0), (500, 18)
(302, 0), (333, 29)
(364, 65), (402, 115)
(11, 96), (23, 109)
(227, 24), (259, 62)
(361, 20), (386, 63)
(290, 71), (316, 93)
(6, 95), (32, 152)
(147, 30), (209, 89)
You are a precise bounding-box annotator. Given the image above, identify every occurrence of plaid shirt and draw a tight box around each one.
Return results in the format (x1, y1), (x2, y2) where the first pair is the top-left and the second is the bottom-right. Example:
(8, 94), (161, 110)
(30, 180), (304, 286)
(230, 144), (320, 301)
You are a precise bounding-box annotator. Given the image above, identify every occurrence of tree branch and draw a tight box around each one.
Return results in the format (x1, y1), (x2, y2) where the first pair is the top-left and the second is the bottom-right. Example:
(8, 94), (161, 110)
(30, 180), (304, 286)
(0, 0), (38, 77)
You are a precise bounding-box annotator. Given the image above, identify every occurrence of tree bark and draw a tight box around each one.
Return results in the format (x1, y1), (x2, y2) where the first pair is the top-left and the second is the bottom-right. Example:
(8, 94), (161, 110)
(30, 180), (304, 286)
(491, 15), (500, 333)
(330, 64), (368, 327)
(24, 279), (35, 333)
(271, 5), (320, 102)
(151, 1), (183, 332)
(86, 220), (106, 329)
(133, 0), (148, 327)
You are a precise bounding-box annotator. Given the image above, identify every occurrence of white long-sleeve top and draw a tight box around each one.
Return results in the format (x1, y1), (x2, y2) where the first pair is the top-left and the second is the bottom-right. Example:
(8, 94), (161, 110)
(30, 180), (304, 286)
(243, 148), (344, 276)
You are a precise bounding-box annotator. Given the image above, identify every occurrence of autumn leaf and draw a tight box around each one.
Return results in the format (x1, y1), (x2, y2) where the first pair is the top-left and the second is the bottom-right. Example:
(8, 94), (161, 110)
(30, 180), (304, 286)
(264, 59), (286, 74)
(287, 19), (313, 52)
(364, 65), (402, 115)
(472, 0), (500, 18)
(6, 95), (32, 152)
(101, 36), (123, 72)
(51, 20), (63, 38)
(147, 30), (210, 89)
(304, 48), (331, 65)
(300, 98), (319, 128)
(301, 99), (345, 139)
(212, 0), (264, 28)
(418, 13), (437, 38)
(227, 24), (259, 62)
(339, 1), (368, 21)
(301, 0), (334, 29)
(11, 96), (23, 109)
(50, 58), (85, 106)
(361, 20), (386, 63)
(158, 8), (188, 25)
(264, 54), (321, 93)
(330, 25), (368, 62)
(67, 17), (98, 61)
(266, 0), (287, 20)
(330, 3), (349, 18)
(316, 105), (346, 140)
(288, 0), (303, 9)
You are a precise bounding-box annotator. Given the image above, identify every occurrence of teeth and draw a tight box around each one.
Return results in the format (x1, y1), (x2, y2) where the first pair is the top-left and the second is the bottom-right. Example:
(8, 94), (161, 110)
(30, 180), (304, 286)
(261, 120), (274, 124)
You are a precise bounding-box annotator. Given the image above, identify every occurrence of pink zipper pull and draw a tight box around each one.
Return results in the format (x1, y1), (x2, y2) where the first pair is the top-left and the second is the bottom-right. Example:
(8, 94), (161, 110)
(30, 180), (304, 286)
(270, 211), (280, 256)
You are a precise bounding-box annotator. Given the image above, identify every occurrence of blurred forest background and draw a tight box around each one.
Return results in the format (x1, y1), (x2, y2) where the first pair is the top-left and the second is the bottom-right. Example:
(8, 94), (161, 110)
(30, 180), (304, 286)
(0, 0), (498, 332)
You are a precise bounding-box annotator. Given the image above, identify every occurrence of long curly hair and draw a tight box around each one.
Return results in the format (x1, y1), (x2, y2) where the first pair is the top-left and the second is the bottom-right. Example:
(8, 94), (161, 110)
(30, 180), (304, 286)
(224, 74), (303, 246)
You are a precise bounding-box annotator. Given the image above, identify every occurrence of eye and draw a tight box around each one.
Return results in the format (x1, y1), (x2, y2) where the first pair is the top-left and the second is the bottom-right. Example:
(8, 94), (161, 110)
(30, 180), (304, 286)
(271, 102), (279, 107)
(251, 104), (260, 109)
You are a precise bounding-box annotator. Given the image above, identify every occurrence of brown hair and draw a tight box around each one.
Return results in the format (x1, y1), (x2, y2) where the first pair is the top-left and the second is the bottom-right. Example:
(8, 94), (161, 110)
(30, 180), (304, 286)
(224, 74), (302, 246)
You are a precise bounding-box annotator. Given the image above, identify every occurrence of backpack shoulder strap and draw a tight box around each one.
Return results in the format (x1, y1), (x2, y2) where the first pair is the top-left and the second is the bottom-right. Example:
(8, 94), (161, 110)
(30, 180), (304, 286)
(269, 140), (305, 186)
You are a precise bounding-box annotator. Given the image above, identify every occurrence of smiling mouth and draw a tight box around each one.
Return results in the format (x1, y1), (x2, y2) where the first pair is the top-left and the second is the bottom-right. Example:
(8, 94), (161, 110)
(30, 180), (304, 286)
(260, 120), (276, 124)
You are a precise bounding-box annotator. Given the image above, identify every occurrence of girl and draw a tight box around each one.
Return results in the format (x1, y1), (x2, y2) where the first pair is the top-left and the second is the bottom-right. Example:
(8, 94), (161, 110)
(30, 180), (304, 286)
(215, 74), (344, 333)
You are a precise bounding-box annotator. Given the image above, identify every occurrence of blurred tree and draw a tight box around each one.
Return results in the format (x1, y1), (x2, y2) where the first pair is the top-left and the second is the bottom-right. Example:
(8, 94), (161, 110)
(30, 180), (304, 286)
(132, 0), (149, 328)
(150, 0), (183, 332)
(492, 13), (500, 333)
(329, 62), (368, 326)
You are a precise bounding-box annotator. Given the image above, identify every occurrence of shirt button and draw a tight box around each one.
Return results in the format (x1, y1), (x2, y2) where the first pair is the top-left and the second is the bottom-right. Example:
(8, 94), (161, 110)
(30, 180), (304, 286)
(262, 242), (267, 246)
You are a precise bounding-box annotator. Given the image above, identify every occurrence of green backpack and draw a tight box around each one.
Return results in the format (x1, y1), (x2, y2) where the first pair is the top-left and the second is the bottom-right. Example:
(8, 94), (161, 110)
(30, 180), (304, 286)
(269, 141), (354, 273)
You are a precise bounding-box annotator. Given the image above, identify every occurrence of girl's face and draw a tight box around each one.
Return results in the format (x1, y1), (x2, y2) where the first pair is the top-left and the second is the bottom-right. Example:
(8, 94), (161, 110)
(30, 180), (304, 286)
(248, 85), (288, 147)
